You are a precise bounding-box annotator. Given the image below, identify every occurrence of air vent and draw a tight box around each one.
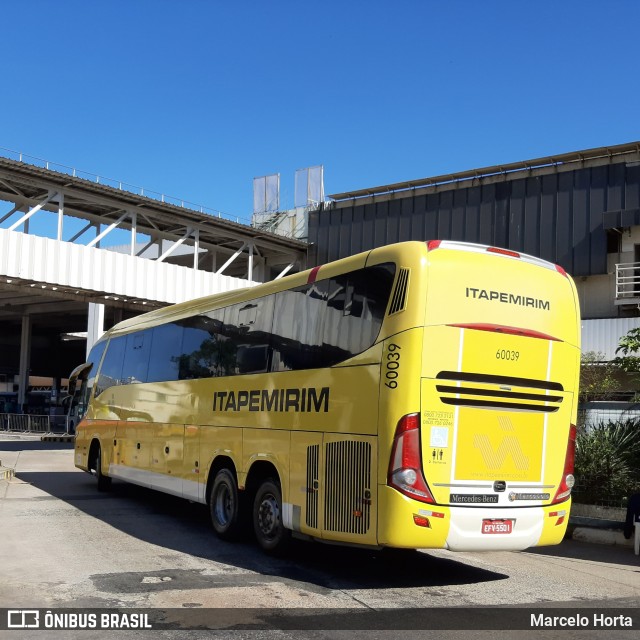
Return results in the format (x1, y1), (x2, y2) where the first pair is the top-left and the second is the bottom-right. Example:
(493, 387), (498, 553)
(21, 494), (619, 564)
(436, 372), (564, 413)
(325, 440), (371, 534)
(306, 444), (319, 529)
(388, 268), (410, 315)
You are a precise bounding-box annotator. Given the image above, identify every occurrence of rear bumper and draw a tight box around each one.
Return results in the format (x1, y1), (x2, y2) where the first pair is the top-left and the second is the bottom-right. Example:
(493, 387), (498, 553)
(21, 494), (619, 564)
(378, 485), (570, 550)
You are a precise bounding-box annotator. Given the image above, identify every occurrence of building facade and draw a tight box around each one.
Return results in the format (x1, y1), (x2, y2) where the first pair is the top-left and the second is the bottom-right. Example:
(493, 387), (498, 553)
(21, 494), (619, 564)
(309, 142), (640, 366)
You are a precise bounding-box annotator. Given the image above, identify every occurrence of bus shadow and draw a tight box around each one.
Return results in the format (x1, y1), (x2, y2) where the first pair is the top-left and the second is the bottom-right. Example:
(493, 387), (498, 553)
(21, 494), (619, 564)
(15, 470), (509, 592)
(0, 440), (74, 452)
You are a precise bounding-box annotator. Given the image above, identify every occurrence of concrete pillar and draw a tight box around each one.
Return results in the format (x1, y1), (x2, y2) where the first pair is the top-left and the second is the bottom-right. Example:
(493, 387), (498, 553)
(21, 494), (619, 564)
(57, 193), (64, 241)
(17, 315), (32, 410)
(86, 303), (105, 358)
(130, 211), (137, 257)
(51, 377), (61, 407)
(254, 257), (266, 283)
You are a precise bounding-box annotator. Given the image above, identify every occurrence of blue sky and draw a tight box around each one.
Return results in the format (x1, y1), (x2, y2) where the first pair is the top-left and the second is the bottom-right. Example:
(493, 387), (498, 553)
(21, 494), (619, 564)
(2, 1), (639, 221)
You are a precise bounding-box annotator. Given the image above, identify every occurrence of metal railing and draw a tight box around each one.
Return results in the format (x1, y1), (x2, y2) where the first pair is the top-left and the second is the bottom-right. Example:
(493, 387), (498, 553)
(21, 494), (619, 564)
(578, 404), (640, 429)
(615, 262), (640, 299)
(0, 146), (252, 226)
(0, 413), (71, 435)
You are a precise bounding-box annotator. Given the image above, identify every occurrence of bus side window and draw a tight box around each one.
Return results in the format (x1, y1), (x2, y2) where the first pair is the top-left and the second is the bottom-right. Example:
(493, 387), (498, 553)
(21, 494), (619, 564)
(95, 336), (127, 396)
(80, 339), (108, 411)
(353, 264), (396, 348)
(364, 264), (396, 324)
(122, 330), (152, 384)
(147, 323), (183, 383)
(271, 265), (395, 372)
(238, 295), (275, 374)
(320, 264), (395, 366)
(178, 316), (219, 379)
(272, 282), (327, 371)
(222, 295), (275, 375)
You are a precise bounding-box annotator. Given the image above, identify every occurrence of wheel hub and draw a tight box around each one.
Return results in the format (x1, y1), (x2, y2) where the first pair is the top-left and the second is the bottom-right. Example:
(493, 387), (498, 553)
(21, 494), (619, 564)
(258, 495), (279, 538)
(215, 485), (232, 525)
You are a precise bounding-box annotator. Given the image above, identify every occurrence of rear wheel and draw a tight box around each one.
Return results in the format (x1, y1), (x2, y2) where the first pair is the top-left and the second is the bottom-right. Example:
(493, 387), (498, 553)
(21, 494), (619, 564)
(253, 479), (289, 554)
(210, 468), (240, 540)
(94, 443), (111, 492)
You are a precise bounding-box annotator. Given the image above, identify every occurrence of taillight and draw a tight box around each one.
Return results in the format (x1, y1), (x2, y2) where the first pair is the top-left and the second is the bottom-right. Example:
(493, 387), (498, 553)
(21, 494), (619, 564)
(388, 413), (435, 503)
(487, 246), (520, 258)
(448, 323), (561, 342)
(426, 240), (442, 251)
(555, 264), (568, 278)
(552, 424), (577, 504)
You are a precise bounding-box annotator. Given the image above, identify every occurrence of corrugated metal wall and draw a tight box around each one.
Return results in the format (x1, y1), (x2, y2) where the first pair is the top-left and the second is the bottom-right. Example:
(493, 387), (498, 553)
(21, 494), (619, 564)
(582, 317), (640, 360)
(309, 162), (640, 277)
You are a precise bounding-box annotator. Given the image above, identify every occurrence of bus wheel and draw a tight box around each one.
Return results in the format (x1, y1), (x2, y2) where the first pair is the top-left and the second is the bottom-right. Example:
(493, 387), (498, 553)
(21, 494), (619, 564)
(94, 444), (111, 492)
(253, 479), (289, 554)
(210, 468), (240, 540)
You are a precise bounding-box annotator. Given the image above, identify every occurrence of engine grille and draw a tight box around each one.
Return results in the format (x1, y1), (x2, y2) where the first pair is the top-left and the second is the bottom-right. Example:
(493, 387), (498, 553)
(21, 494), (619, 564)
(306, 444), (319, 529)
(324, 440), (371, 534)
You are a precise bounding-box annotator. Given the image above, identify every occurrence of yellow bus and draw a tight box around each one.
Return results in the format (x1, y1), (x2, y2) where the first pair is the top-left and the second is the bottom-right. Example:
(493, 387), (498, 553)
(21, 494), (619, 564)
(73, 240), (580, 553)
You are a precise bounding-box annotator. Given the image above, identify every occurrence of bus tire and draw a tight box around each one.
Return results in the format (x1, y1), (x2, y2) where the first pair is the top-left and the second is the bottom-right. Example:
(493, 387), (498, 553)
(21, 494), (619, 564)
(210, 468), (240, 540)
(253, 478), (290, 555)
(94, 443), (111, 492)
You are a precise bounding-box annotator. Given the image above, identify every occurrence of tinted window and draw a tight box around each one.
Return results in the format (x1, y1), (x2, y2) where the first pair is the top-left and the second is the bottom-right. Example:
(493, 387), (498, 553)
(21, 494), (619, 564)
(271, 282), (327, 371)
(122, 330), (152, 384)
(178, 315), (220, 379)
(82, 339), (108, 407)
(95, 336), (126, 396)
(147, 323), (183, 382)
(272, 263), (395, 371)
(222, 296), (274, 375)
(91, 263), (395, 388)
(324, 265), (395, 358)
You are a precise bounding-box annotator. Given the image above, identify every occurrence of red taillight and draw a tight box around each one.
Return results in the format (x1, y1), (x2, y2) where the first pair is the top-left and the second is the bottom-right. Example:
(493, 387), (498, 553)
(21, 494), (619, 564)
(388, 413), (435, 503)
(487, 246), (520, 258)
(426, 240), (442, 251)
(552, 424), (577, 504)
(413, 514), (431, 528)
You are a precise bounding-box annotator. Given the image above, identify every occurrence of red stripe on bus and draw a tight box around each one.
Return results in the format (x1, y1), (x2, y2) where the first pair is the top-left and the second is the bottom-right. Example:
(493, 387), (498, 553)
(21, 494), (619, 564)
(307, 266), (321, 284)
(448, 323), (562, 342)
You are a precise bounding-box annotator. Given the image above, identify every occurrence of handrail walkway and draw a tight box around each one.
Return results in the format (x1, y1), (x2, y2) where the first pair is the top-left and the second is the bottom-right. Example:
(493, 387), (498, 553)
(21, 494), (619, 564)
(0, 413), (72, 435)
(616, 262), (640, 299)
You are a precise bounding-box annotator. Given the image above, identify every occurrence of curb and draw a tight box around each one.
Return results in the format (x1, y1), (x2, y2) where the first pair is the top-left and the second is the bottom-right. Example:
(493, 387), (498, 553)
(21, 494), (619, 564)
(571, 526), (634, 548)
(41, 435), (74, 443)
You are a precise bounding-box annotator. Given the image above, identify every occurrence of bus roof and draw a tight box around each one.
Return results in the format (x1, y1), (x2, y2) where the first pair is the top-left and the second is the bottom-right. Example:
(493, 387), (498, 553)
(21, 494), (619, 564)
(104, 240), (570, 338)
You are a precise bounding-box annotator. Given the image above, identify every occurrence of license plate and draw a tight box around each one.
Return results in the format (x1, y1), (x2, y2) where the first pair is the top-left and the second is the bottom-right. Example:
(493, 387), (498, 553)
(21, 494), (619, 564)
(481, 519), (513, 534)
